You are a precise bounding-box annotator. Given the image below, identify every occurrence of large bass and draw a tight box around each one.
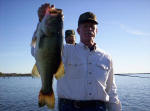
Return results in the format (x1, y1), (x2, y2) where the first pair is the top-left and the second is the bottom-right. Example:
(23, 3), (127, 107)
(31, 7), (64, 109)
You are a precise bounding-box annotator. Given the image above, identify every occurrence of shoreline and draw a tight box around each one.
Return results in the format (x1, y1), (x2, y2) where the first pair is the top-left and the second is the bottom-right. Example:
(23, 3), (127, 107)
(115, 73), (150, 75)
(0, 72), (150, 77)
(0, 73), (32, 77)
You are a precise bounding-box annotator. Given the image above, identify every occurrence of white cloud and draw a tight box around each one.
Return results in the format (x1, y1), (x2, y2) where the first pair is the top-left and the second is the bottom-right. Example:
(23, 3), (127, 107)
(120, 24), (150, 36)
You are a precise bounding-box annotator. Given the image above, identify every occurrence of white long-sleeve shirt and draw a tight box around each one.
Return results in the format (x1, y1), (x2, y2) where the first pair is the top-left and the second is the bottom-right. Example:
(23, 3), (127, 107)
(57, 42), (122, 111)
(30, 24), (121, 110)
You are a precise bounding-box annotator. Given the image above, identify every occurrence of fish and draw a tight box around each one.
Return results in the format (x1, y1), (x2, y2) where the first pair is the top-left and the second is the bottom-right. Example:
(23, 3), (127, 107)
(31, 7), (64, 109)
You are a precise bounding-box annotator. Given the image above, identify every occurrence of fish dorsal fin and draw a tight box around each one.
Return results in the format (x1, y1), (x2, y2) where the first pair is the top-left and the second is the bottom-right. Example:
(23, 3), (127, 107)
(55, 60), (65, 79)
(31, 64), (40, 77)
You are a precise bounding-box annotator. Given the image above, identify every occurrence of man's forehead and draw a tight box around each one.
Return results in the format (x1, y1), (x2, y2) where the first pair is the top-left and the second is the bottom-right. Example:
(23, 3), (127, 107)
(66, 35), (75, 38)
(79, 22), (97, 27)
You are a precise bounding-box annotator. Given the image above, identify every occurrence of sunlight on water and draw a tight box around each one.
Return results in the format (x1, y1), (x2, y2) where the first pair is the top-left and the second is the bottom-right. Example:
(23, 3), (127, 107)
(0, 74), (150, 111)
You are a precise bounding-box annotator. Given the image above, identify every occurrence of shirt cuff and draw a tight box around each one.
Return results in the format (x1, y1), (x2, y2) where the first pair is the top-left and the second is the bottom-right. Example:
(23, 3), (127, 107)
(107, 101), (122, 111)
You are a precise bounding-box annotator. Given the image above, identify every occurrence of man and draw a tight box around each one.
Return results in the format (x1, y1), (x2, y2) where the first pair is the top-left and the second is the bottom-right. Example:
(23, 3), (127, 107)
(33, 4), (122, 111)
(57, 12), (122, 111)
(65, 30), (76, 45)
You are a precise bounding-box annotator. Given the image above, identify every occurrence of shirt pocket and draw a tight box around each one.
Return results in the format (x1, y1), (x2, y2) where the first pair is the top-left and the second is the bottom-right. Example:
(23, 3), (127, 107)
(96, 63), (109, 70)
(95, 62), (109, 82)
(66, 60), (85, 79)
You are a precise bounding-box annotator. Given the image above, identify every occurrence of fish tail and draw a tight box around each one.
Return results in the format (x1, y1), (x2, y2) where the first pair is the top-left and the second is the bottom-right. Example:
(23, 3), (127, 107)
(38, 90), (55, 109)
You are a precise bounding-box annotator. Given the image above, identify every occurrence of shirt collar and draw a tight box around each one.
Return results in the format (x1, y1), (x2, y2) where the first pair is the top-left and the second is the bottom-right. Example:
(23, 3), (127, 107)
(78, 42), (97, 51)
(79, 42), (85, 47)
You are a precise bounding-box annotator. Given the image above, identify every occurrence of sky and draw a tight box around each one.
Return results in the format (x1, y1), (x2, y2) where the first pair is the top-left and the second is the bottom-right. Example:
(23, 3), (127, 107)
(0, 0), (150, 74)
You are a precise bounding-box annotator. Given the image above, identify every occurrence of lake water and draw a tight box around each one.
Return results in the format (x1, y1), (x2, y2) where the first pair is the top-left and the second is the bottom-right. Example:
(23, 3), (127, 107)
(0, 74), (150, 111)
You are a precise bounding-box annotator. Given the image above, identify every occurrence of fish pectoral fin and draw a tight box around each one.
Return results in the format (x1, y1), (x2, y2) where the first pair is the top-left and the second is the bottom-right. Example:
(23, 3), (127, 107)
(55, 61), (65, 79)
(31, 64), (40, 77)
(31, 36), (37, 48)
(38, 90), (55, 109)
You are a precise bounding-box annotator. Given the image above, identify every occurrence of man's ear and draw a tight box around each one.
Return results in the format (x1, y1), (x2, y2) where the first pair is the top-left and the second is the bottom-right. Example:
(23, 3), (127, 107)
(77, 27), (80, 34)
(96, 27), (98, 34)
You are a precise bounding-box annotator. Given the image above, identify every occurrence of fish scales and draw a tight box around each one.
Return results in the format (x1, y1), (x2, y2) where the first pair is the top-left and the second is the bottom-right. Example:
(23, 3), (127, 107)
(31, 8), (64, 109)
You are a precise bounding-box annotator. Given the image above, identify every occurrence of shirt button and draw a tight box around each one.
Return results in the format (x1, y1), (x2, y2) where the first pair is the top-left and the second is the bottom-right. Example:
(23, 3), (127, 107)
(88, 82), (92, 85)
(88, 62), (92, 64)
(89, 72), (92, 75)
(89, 93), (92, 96)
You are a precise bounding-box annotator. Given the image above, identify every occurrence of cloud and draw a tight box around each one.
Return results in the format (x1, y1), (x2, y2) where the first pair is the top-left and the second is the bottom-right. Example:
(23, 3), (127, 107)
(120, 24), (150, 36)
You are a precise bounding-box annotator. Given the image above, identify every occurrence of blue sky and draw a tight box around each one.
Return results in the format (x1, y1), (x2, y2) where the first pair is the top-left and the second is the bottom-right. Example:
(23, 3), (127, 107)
(0, 0), (150, 73)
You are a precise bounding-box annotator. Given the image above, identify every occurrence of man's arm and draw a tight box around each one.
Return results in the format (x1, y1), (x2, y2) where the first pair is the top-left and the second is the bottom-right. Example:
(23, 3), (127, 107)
(105, 60), (122, 111)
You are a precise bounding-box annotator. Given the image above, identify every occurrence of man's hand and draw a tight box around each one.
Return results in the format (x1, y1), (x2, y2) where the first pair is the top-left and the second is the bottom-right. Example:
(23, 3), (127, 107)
(38, 3), (55, 22)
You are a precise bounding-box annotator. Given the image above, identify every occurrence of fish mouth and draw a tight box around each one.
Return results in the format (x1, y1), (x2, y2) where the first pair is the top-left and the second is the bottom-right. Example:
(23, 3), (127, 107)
(46, 7), (63, 17)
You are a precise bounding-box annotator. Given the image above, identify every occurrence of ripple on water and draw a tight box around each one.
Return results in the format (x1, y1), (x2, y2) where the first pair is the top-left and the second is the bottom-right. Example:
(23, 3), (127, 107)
(0, 74), (150, 111)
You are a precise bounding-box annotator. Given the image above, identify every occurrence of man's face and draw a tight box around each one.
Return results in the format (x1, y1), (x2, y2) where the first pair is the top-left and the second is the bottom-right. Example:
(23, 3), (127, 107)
(65, 35), (76, 44)
(77, 22), (97, 45)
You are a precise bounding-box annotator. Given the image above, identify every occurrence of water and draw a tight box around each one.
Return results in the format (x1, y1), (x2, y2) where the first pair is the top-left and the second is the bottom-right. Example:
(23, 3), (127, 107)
(115, 74), (150, 111)
(0, 74), (150, 111)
